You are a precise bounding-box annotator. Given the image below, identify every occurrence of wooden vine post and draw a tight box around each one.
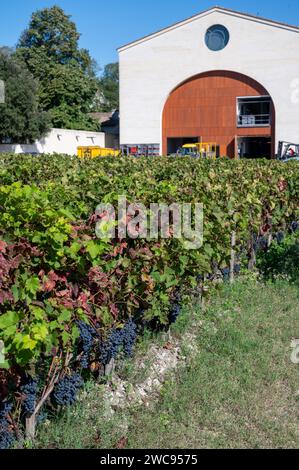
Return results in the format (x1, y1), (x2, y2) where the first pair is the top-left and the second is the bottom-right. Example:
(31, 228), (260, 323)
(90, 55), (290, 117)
(248, 233), (256, 271)
(104, 358), (115, 377)
(247, 208), (256, 271)
(200, 275), (207, 311)
(230, 230), (236, 284)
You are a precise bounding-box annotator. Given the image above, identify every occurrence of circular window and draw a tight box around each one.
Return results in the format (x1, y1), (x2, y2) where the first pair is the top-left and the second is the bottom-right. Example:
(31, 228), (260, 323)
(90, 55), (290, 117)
(205, 25), (229, 51)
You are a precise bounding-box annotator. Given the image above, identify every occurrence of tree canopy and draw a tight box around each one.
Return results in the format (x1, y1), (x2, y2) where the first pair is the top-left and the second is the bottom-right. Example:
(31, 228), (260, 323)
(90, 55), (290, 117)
(0, 48), (50, 143)
(17, 6), (100, 131)
(98, 62), (119, 112)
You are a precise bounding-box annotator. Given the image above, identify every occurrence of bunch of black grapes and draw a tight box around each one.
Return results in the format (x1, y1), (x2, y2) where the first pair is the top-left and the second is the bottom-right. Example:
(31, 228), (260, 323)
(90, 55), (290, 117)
(220, 264), (241, 281)
(122, 319), (137, 357)
(275, 231), (285, 243)
(0, 401), (15, 450)
(20, 377), (38, 416)
(100, 319), (137, 365)
(53, 373), (84, 406)
(77, 321), (98, 369)
(169, 289), (182, 324)
(253, 235), (268, 252)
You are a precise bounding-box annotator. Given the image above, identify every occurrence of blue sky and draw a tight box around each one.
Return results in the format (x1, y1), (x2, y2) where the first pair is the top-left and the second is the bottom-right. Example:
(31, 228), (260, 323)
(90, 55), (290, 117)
(0, 0), (298, 73)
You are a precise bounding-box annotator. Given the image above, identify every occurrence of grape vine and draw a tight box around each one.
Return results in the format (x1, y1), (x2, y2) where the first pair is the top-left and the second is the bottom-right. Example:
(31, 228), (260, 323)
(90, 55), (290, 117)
(0, 153), (298, 447)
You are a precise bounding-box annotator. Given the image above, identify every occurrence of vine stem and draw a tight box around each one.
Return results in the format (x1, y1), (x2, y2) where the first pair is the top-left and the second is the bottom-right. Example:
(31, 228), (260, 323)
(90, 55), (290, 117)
(25, 351), (73, 441)
(8, 412), (22, 442)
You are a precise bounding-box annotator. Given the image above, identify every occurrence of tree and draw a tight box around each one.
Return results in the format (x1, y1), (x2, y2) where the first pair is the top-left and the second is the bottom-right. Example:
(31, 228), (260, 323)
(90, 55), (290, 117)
(17, 6), (100, 131)
(0, 48), (50, 144)
(98, 63), (119, 112)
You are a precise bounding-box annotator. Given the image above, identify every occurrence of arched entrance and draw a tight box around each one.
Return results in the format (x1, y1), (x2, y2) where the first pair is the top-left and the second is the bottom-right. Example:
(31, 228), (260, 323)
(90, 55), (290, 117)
(162, 71), (275, 158)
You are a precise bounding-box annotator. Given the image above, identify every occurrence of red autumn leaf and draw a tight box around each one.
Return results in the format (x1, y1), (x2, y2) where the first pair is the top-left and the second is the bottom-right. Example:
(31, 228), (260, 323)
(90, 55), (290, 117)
(278, 179), (288, 192)
(260, 224), (271, 235)
(56, 289), (72, 298)
(0, 240), (7, 253)
(60, 300), (74, 309)
(43, 279), (56, 293)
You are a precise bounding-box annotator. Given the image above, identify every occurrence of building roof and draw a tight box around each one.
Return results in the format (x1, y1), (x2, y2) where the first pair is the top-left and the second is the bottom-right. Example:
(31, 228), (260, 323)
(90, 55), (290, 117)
(90, 111), (115, 125)
(90, 111), (119, 135)
(118, 6), (299, 52)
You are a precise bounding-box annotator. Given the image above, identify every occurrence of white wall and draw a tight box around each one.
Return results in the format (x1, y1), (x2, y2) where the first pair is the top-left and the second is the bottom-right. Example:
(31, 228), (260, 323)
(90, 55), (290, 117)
(119, 8), (299, 152)
(0, 128), (106, 156)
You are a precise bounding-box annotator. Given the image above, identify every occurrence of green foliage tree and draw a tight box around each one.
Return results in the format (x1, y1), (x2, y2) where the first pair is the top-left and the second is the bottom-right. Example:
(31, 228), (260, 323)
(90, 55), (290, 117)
(0, 48), (50, 143)
(98, 62), (119, 112)
(17, 6), (100, 131)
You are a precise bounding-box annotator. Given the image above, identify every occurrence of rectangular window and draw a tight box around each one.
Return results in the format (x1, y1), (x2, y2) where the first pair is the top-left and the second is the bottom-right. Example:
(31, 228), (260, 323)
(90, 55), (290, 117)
(237, 97), (271, 127)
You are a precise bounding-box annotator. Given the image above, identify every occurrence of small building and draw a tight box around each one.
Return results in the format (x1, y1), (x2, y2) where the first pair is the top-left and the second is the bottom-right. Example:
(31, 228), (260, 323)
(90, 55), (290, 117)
(90, 110), (120, 149)
(0, 128), (106, 156)
(118, 6), (299, 158)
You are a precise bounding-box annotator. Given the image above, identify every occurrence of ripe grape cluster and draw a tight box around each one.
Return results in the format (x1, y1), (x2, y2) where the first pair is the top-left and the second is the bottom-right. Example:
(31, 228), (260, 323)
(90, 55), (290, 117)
(275, 231), (285, 243)
(169, 303), (181, 324)
(53, 373), (84, 406)
(221, 267), (230, 281)
(220, 264), (241, 281)
(100, 328), (123, 365)
(234, 264), (241, 275)
(77, 321), (97, 369)
(122, 319), (137, 357)
(20, 377), (38, 416)
(253, 235), (269, 253)
(169, 289), (182, 324)
(0, 401), (15, 450)
(100, 319), (137, 365)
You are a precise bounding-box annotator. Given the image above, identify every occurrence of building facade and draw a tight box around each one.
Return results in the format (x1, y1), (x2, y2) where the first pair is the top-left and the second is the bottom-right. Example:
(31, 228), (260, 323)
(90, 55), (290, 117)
(118, 7), (299, 158)
(0, 128), (106, 156)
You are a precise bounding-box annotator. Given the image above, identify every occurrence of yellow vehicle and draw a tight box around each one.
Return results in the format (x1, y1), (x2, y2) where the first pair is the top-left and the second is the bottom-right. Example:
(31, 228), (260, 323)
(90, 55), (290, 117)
(77, 146), (121, 159)
(177, 142), (217, 159)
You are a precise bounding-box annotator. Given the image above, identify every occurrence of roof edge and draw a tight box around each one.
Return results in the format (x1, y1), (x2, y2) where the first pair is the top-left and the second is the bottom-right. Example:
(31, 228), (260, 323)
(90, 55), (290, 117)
(118, 6), (299, 52)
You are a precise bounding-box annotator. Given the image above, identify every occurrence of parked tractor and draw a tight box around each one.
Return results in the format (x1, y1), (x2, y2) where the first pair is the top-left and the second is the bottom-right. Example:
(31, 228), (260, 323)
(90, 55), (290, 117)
(176, 142), (217, 159)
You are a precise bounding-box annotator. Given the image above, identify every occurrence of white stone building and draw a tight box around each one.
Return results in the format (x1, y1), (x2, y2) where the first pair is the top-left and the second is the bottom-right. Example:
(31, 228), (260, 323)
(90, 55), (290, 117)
(0, 128), (106, 156)
(118, 6), (299, 157)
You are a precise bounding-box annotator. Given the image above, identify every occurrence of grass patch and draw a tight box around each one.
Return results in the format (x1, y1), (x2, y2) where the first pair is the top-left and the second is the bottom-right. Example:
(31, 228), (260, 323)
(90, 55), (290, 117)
(34, 280), (299, 449)
(128, 280), (299, 449)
